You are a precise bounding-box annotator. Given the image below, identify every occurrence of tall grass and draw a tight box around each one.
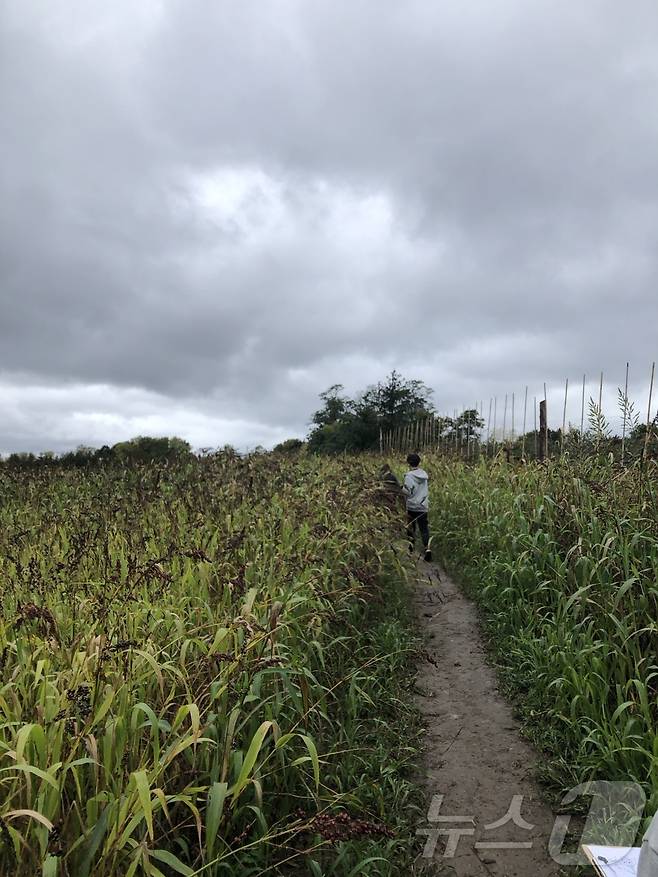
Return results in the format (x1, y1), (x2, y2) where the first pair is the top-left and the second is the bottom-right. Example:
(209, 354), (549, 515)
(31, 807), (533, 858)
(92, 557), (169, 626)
(0, 452), (421, 876)
(425, 453), (658, 814)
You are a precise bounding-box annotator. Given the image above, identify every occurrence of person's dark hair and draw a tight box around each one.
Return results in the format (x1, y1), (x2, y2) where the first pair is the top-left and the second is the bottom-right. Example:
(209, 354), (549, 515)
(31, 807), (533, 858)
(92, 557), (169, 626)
(406, 453), (421, 467)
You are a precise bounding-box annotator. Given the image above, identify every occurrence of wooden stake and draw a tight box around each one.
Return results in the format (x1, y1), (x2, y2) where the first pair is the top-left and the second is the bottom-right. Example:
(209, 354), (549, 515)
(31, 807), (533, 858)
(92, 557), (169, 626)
(561, 378), (568, 456)
(475, 400), (479, 459)
(539, 398), (547, 461)
(540, 383), (548, 460)
(459, 405), (464, 456)
(599, 371), (603, 412)
(511, 392), (515, 443)
(580, 373), (586, 442)
(493, 397), (498, 454)
(522, 386), (528, 460)
(644, 362), (655, 464)
(597, 371), (603, 450)
(487, 398), (492, 456)
(539, 382), (548, 459)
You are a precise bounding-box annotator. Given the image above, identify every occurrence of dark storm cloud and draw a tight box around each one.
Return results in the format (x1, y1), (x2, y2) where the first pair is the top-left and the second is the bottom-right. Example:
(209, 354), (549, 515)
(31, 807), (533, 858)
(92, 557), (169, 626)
(1, 0), (657, 452)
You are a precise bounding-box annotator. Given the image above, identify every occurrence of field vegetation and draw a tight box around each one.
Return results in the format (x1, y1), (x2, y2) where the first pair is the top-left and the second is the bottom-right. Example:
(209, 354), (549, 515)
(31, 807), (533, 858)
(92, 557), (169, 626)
(425, 452), (658, 816)
(4, 373), (655, 873)
(0, 451), (422, 876)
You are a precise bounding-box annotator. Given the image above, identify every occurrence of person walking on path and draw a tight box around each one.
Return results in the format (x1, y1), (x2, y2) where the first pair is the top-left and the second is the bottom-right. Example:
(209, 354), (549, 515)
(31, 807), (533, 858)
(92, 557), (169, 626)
(403, 453), (432, 561)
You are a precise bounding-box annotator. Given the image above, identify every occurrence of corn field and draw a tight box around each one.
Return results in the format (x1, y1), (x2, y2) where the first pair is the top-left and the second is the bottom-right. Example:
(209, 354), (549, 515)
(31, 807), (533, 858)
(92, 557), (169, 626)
(5, 438), (658, 874)
(423, 451), (658, 817)
(0, 451), (421, 876)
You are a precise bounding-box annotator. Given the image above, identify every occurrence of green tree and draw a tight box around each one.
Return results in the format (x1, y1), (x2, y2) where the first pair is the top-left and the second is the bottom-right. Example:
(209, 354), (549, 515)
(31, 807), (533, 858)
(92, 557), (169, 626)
(307, 372), (435, 454)
(311, 384), (351, 427)
(454, 409), (485, 442)
(358, 371), (434, 432)
(112, 436), (192, 463)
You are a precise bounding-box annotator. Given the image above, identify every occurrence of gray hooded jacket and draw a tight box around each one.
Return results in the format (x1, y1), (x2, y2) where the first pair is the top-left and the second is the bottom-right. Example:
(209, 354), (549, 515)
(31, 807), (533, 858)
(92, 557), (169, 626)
(403, 467), (429, 513)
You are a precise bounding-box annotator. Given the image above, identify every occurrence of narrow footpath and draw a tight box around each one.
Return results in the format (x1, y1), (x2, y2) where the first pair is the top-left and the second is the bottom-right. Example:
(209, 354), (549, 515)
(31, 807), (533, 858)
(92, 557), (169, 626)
(412, 562), (566, 877)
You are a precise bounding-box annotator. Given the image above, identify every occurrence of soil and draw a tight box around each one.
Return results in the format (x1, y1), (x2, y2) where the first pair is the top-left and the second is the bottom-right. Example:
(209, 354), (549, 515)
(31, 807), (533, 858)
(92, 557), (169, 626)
(411, 561), (568, 877)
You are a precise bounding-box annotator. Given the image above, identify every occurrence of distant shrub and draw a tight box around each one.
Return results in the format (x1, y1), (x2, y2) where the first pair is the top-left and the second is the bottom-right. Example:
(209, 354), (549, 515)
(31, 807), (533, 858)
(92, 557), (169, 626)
(273, 438), (304, 454)
(111, 436), (192, 464)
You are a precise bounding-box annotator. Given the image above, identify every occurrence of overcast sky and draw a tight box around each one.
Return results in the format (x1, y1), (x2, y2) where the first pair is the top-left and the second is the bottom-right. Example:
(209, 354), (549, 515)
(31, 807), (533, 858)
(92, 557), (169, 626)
(1, 0), (657, 453)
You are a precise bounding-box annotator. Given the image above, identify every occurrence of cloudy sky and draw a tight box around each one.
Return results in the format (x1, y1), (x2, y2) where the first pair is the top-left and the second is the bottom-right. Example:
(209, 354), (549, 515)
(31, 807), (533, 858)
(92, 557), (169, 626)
(1, 0), (657, 453)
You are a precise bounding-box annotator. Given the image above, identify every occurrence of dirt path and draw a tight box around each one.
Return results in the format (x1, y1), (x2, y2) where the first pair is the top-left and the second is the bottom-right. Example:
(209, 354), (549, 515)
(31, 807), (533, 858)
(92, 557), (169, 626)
(412, 561), (564, 876)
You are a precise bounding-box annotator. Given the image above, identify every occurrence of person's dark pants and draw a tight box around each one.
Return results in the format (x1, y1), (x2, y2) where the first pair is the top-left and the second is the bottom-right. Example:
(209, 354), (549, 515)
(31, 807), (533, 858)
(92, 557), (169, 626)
(407, 509), (430, 551)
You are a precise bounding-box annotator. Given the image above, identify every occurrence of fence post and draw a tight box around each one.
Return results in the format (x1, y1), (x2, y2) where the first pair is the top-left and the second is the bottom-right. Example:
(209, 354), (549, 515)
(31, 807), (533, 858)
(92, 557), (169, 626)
(521, 386), (528, 460)
(539, 398), (548, 461)
(502, 394), (508, 445)
(561, 378), (568, 456)
(511, 392), (515, 446)
(643, 362), (655, 464)
(486, 398), (492, 457)
(493, 398), (498, 456)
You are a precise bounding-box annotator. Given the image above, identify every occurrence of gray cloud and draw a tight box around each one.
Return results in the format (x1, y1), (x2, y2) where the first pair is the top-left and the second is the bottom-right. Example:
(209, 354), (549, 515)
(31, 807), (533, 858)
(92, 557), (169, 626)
(1, 0), (657, 453)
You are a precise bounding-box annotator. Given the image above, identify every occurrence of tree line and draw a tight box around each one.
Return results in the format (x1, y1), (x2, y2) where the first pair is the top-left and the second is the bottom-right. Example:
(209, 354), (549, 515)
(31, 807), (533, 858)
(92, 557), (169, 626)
(0, 436), (193, 469)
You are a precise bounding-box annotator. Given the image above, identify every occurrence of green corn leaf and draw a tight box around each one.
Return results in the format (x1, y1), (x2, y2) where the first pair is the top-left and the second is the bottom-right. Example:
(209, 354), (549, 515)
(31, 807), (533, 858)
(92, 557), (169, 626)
(1, 763), (60, 790)
(299, 734), (320, 793)
(205, 781), (228, 861)
(42, 855), (59, 877)
(76, 805), (111, 877)
(133, 770), (154, 841)
(230, 721), (273, 802)
(150, 849), (194, 875)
